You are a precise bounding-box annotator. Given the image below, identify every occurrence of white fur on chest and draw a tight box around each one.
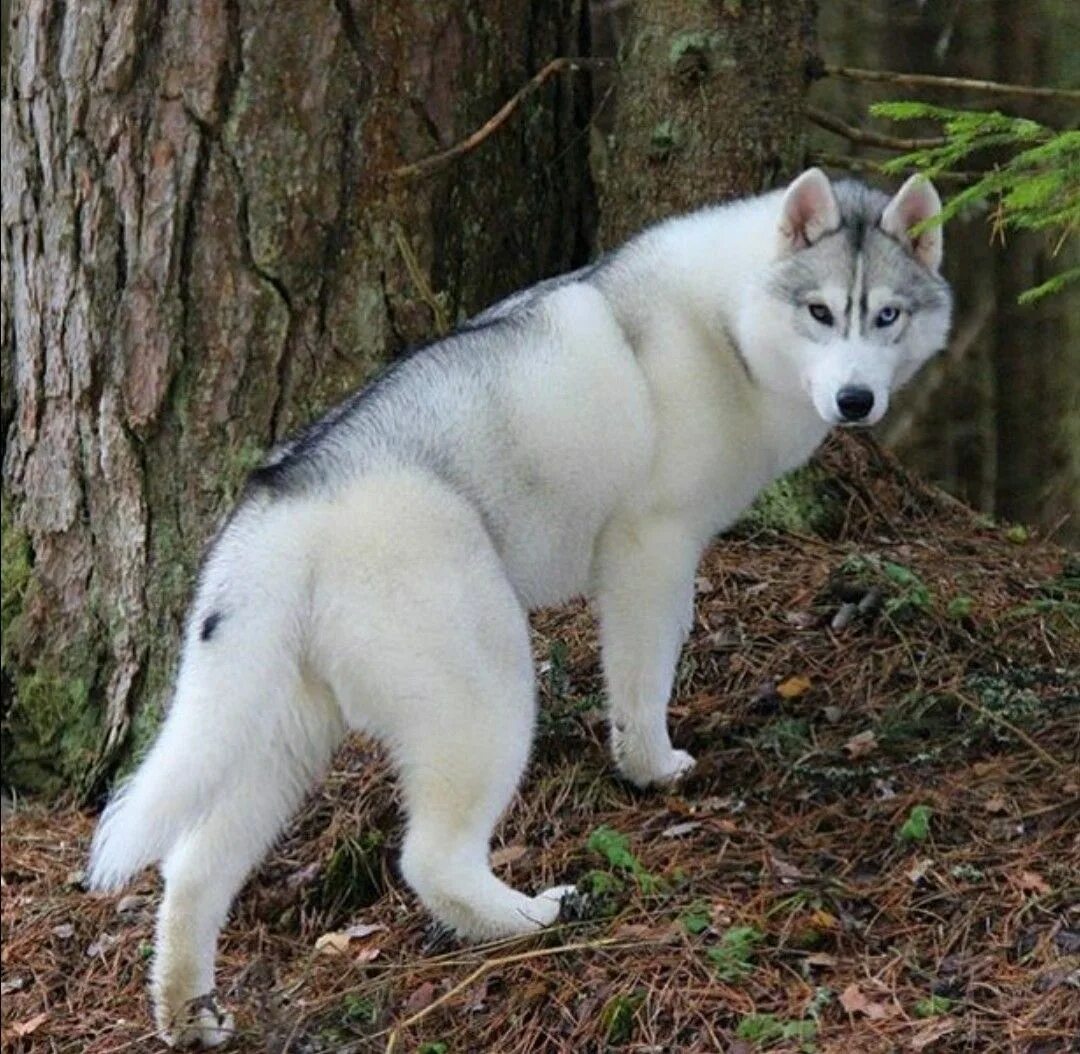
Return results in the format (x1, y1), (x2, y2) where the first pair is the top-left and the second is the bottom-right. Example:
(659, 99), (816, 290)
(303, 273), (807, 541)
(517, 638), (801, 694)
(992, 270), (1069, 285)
(627, 310), (827, 538)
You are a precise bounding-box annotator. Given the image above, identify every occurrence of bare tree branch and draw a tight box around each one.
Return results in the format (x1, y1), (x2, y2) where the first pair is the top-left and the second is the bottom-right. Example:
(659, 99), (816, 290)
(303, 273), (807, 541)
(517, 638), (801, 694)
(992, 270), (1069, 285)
(823, 64), (1080, 102)
(808, 151), (981, 184)
(390, 58), (610, 181)
(807, 105), (947, 152)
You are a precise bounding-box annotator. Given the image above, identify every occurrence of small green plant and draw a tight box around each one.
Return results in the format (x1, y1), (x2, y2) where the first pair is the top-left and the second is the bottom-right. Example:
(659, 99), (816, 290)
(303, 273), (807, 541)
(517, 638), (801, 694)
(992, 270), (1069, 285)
(679, 901), (712, 935)
(314, 831), (384, 919)
(881, 561), (933, 617)
(755, 717), (811, 758)
(736, 1013), (817, 1050)
(1005, 524), (1031, 545)
(914, 995), (953, 1018)
(950, 863), (985, 882)
(806, 986), (834, 1022)
(872, 102), (1078, 303)
(418, 1043), (449, 1054)
(706, 925), (763, 981)
(587, 826), (662, 893)
(898, 804), (933, 843)
(946, 596), (974, 620)
(601, 991), (645, 1045)
(340, 995), (379, 1026)
(547, 639), (570, 700)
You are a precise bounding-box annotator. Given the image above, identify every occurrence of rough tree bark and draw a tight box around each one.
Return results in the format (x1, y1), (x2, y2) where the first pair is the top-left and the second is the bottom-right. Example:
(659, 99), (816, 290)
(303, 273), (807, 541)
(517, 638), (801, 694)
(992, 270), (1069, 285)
(1, 0), (592, 794)
(594, 0), (816, 246)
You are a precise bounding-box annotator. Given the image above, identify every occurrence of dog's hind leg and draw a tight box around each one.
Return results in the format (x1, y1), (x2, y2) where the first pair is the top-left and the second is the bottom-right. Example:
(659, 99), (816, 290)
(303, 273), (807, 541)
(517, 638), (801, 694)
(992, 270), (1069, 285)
(151, 682), (343, 1048)
(355, 591), (572, 941)
(315, 479), (574, 941)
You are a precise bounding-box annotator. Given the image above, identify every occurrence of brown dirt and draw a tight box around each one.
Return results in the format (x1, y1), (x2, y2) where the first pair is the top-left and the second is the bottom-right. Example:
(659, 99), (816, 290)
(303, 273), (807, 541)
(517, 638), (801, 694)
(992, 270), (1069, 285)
(2, 436), (1078, 1053)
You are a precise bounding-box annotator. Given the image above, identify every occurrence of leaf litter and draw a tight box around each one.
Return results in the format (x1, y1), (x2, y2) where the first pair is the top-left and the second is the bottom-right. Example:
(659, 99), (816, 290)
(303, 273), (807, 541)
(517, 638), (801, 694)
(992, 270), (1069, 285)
(2, 435), (1078, 1052)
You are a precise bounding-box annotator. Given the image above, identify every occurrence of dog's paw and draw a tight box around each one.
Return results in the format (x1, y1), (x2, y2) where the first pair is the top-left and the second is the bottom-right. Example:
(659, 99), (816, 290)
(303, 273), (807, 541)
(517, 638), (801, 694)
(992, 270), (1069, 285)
(527, 884), (579, 927)
(618, 747), (697, 790)
(162, 996), (235, 1049)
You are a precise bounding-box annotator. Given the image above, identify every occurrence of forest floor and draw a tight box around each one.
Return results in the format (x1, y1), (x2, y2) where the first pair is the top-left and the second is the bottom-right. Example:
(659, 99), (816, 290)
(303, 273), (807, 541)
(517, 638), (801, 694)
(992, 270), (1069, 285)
(2, 437), (1078, 1054)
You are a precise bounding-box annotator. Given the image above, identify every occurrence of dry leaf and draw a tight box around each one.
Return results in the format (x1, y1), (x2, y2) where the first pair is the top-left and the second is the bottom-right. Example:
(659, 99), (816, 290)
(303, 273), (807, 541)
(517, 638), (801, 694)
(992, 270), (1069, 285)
(316, 922), (386, 956)
(777, 675), (812, 699)
(1016, 870), (1052, 896)
(910, 1015), (958, 1050)
(770, 855), (803, 881)
(808, 908), (839, 931)
(404, 981), (439, 1014)
(906, 858), (934, 884)
(314, 932), (351, 956)
(844, 730), (878, 758)
(982, 794), (1008, 814)
(840, 984), (869, 1014)
(840, 984), (893, 1019)
(13, 1012), (48, 1038)
(491, 845), (527, 868)
(85, 933), (119, 958)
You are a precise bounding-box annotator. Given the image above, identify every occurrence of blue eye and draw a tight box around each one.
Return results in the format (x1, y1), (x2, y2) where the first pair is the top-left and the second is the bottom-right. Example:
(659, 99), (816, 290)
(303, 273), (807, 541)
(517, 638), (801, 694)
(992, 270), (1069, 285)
(875, 306), (901, 327)
(808, 303), (834, 326)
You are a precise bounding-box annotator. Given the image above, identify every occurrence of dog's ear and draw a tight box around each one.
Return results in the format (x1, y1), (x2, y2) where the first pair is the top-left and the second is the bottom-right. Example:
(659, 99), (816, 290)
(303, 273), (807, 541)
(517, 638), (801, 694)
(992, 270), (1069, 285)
(777, 168), (841, 253)
(881, 175), (944, 272)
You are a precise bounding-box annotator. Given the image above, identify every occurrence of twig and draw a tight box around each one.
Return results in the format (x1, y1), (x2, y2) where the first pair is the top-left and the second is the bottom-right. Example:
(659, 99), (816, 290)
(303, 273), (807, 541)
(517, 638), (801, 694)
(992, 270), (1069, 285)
(381, 936), (624, 1051)
(952, 692), (1066, 772)
(822, 65), (1080, 102)
(807, 151), (981, 185)
(390, 58), (609, 181)
(391, 222), (451, 335)
(807, 105), (946, 152)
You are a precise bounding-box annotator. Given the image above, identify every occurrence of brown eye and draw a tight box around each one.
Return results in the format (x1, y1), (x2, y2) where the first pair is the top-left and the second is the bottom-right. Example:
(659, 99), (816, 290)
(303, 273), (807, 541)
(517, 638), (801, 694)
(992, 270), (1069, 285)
(808, 303), (834, 326)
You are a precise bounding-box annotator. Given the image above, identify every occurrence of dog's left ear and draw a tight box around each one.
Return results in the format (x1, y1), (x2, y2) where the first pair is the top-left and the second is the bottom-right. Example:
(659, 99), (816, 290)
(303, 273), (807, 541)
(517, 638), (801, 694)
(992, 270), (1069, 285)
(881, 175), (944, 272)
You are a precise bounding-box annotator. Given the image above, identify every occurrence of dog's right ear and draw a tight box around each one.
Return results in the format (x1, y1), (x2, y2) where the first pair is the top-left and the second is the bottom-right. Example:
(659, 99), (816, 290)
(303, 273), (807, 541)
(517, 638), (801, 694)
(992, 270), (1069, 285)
(777, 168), (841, 254)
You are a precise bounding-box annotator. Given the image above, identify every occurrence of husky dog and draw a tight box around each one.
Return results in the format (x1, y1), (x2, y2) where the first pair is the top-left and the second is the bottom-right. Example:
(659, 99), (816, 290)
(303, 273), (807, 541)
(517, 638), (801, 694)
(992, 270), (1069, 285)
(89, 169), (951, 1046)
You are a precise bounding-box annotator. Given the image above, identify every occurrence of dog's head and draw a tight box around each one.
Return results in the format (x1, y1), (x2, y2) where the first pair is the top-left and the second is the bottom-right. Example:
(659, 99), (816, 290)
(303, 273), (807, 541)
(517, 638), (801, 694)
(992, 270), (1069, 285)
(742, 168), (952, 427)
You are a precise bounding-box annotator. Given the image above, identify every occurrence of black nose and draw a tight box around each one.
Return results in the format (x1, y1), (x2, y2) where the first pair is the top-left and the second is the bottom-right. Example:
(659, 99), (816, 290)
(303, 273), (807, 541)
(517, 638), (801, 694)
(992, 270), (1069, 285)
(836, 386), (875, 421)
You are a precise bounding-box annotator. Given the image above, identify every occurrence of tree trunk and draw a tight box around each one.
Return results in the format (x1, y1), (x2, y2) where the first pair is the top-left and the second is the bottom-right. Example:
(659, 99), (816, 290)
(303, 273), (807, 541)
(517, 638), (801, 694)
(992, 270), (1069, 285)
(1, 0), (592, 794)
(990, 0), (1079, 533)
(594, 0), (815, 245)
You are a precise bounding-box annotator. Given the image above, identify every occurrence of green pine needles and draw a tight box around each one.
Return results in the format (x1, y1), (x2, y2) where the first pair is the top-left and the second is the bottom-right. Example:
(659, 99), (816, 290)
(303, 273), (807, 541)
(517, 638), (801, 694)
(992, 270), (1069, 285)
(871, 101), (1079, 303)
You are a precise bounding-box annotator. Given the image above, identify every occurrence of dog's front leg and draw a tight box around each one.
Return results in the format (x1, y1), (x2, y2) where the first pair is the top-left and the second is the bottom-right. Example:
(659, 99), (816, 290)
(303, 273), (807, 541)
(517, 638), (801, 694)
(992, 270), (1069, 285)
(595, 515), (703, 788)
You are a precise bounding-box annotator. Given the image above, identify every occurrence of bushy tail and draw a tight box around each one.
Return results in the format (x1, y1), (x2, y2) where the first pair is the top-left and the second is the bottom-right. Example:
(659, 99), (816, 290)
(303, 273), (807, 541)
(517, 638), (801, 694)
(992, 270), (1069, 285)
(88, 695), (232, 891)
(88, 508), (346, 892)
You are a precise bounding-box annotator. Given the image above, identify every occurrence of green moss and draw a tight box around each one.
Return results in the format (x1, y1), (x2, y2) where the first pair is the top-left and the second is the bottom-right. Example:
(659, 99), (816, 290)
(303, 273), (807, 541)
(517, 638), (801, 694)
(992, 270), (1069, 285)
(648, 119), (684, 160)
(2, 665), (101, 795)
(737, 466), (844, 537)
(0, 507), (32, 663)
(668, 30), (714, 66)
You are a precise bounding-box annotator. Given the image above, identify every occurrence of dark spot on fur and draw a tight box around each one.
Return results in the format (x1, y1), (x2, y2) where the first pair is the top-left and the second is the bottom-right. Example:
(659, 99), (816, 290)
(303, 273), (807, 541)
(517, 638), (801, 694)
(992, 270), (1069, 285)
(201, 611), (223, 641)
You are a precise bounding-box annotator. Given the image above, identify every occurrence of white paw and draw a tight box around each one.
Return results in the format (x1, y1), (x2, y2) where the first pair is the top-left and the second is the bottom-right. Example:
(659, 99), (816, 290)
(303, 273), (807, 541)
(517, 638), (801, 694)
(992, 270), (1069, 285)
(162, 1000), (235, 1049)
(525, 884), (578, 927)
(618, 747), (696, 789)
